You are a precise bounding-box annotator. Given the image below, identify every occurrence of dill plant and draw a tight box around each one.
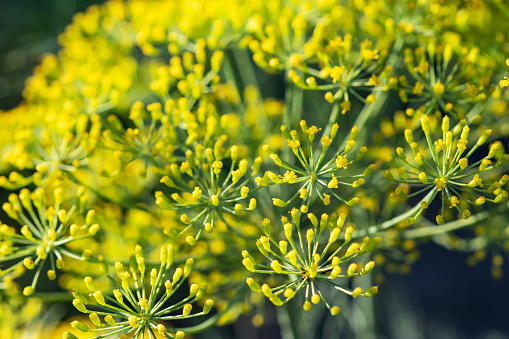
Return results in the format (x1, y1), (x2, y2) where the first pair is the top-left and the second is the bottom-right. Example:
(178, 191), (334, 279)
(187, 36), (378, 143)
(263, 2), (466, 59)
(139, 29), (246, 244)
(0, 0), (509, 338)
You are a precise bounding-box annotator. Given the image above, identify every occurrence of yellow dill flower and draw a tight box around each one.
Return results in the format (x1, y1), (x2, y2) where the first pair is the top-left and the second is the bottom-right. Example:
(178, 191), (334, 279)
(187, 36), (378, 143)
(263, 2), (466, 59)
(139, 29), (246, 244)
(68, 245), (213, 338)
(1, 117), (101, 189)
(263, 121), (374, 208)
(156, 143), (262, 245)
(243, 211), (379, 314)
(385, 115), (508, 225)
(0, 186), (98, 293)
(394, 45), (494, 121)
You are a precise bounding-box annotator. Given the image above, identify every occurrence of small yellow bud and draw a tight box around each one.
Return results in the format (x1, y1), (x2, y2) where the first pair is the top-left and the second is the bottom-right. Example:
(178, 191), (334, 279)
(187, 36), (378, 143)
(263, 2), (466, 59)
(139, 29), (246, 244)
(24, 257), (34, 270)
(421, 115), (430, 134)
(433, 82), (445, 96)
(84, 277), (96, 292)
(71, 320), (89, 332)
(323, 194), (330, 205)
(93, 291), (106, 306)
(365, 286), (379, 296)
(272, 198), (287, 207)
(246, 278), (261, 292)
(419, 172), (427, 184)
(331, 306), (341, 315)
(345, 226), (353, 243)
(261, 284), (273, 297)
(279, 240), (288, 254)
(311, 294), (321, 304)
(89, 312), (101, 326)
(347, 263), (357, 276)
(157, 324), (167, 335)
(211, 195), (219, 206)
(243, 258), (256, 272)
(330, 266), (342, 279)
(284, 288), (295, 299)
(325, 92), (335, 103)
(183, 304), (192, 316)
(345, 243), (360, 257)
(171, 270), (182, 288)
(36, 247), (47, 259)
(73, 299), (88, 313)
(271, 260), (282, 273)
(203, 299), (214, 314)
(128, 315), (138, 328)
(105, 315), (116, 326)
(23, 286), (34, 296)
(47, 270), (56, 280)
(249, 198), (257, 210)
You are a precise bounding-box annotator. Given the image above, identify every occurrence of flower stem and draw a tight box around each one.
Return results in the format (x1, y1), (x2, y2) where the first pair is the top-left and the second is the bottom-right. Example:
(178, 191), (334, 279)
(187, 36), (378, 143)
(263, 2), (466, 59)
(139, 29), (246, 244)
(354, 189), (437, 237)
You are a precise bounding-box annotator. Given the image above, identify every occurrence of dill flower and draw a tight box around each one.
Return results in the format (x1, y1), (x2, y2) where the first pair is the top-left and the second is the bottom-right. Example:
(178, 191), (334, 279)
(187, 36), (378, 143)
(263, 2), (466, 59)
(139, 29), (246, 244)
(101, 50), (225, 178)
(156, 142), (261, 245)
(0, 186), (98, 294)
(148, 49), (224, 101)
(242, 210), (380, 314)
(262, 120), (374, 208)
(1, 118), (101, 190)
(101, 102), (172, 178)
(212, 85), (286, 150)
(385, 115), (509, 225)
(23, 6), (139, 114)
(245, 10), (312, 73)
(67, 244), (213, 339)
(290, 34), (384, 111)
(394, 44), (493, 120)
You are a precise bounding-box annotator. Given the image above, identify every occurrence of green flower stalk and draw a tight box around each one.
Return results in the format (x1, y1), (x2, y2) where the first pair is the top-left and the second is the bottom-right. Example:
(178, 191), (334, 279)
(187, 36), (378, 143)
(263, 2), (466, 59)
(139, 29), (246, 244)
(0, 186), (98, 295)
(156, 143), (261, 245)
(261, 120), (374, 209)
(242, 210), (380, 314)
(385, 115), (509, 225)
(67, 244), (213, 339)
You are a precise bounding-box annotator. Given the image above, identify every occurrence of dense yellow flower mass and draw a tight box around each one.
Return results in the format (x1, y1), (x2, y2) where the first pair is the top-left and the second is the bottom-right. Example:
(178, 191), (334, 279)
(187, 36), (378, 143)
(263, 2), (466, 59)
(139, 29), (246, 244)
(0, 0), (509, 338)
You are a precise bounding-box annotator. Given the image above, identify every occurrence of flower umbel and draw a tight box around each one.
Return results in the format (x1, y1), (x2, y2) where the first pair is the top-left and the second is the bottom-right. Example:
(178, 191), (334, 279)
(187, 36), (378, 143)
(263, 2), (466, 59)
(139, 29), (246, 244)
(0, 186), (97, 294)
(156, 143), (261, 245)
(68, 244), (213, 338)
(262, 121), (374, 208)
(394, 45), (492, 120)
(242, 210), (380, 314)
(385, 115), (508, 224)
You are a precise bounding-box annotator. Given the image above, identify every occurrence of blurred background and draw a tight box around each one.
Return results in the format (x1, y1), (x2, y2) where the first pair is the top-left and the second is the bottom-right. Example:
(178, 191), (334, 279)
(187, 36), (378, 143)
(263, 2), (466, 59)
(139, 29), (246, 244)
(0, 0), (103, 111)
(1, 1), (508, 338)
